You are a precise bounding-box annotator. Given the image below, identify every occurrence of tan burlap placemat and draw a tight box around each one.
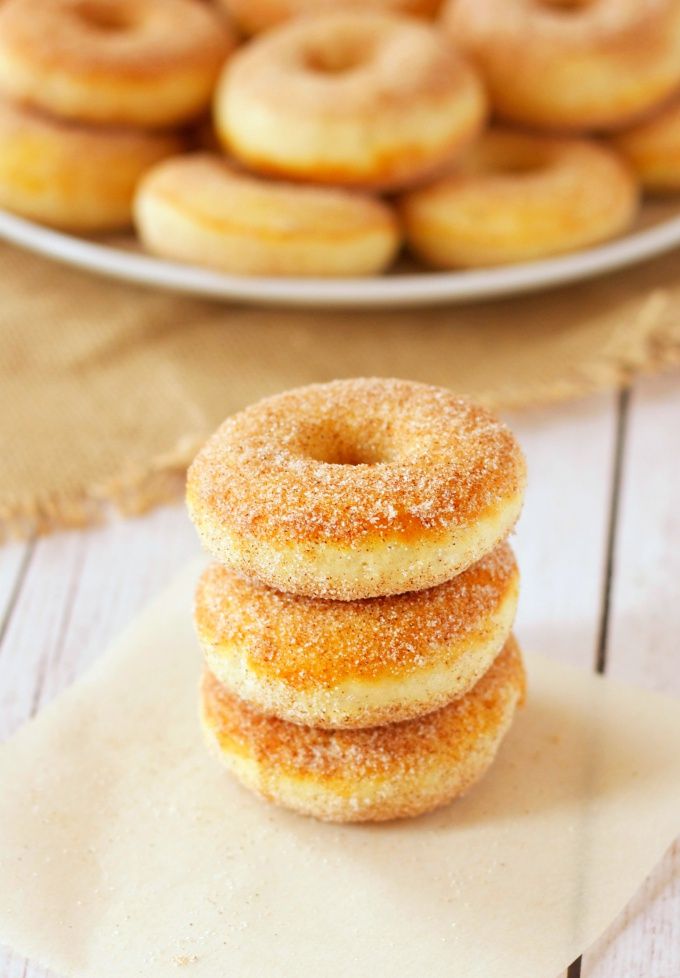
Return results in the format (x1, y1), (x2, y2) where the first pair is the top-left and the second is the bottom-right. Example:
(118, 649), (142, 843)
(2, 240), (679, 540)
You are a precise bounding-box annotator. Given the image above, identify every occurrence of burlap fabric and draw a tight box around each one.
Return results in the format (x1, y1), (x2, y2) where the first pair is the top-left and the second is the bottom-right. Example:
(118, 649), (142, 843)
(2, 241), (679, 539)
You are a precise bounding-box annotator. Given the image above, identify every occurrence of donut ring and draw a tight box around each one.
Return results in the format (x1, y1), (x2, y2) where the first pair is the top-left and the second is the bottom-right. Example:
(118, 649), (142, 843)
(443, 0), (680, 132)
(195, 543), (518, 729)
(218, 0), (443, 35)
(0, 0), (234, 128)
(201, 636), (526, 822)
(611, 97), (680, 192)
(215, 11), (486, 190)
(134, 154), (401, 278)
(399, 129), (638, 268)
(186, 379), (526, 600)
(0, 99), (183, 230)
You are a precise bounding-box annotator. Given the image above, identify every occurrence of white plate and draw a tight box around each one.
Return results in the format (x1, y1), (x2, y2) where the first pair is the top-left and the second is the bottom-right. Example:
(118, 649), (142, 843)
(1, 202), (680, 308)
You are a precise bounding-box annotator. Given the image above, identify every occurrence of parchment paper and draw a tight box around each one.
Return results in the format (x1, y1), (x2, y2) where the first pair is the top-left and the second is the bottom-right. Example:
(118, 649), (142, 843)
(0, 563), (679, 978)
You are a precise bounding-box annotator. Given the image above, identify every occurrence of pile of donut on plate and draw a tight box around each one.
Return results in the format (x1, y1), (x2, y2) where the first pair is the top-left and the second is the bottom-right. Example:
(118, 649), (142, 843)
(1, 0), (680, 277)
(187, 377), (528, 822)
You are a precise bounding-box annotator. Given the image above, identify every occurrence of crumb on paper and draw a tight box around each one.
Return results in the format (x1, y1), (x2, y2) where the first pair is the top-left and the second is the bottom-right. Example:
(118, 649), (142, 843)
(173, 954), (199, 967)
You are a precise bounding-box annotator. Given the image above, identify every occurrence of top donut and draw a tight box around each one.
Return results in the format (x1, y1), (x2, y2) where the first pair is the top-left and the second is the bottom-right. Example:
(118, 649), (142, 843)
(187, 378), (526, 599)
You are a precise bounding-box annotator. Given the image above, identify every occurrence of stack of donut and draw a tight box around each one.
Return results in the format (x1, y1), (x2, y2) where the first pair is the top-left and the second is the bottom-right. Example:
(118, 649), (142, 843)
(187, 377), (528, 822)
(2, 0), (680, 273)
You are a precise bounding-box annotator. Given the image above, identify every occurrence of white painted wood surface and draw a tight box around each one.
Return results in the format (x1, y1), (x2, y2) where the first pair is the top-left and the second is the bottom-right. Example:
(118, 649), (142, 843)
(582, 374), (680, 978)
(0, 376), (678, 978)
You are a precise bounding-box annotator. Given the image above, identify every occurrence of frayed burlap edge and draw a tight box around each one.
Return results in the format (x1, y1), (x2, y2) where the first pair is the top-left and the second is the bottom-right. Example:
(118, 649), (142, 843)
(2, 311), (678, 543)
(0, 435), (205, 544)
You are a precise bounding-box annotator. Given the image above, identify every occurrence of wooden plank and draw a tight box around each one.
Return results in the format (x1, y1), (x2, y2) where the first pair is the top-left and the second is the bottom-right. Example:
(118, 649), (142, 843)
(0, 541), (35, 978)
(0, 529), (88, 742)
(0, 503), (199, 978)
(508, 393), (622, 978)
(0, 502), (198, 740)
(0, 539), (31, 633)
(507, 393), (619, 670)
(582, 373), (680, 978)
(34, 501), (199, 710)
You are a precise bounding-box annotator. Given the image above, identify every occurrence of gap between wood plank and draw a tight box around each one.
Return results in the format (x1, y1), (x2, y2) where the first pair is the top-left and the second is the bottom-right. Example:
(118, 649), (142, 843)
(567, 386), (631, 978)
(595, 387), (630, 676)
(28, 540), (88, 718)
(0, 540), (35, 651)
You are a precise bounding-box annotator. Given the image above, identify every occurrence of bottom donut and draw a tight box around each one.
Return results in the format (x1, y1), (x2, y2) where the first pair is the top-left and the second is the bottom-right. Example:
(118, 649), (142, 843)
(200, 636), (526, 823)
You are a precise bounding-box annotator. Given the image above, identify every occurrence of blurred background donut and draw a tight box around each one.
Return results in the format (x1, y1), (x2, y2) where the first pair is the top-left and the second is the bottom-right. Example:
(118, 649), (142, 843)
(0, 98), (183, 230)
(215, 11), (486, 190)
(443, 0), (680, 132)
(399, 128), (639, 267)
(0, 0), (235, 127)
(134, 154), (401, 276)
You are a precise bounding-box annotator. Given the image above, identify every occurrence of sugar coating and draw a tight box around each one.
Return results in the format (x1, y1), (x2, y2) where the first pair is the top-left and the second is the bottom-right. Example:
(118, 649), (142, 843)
(187, 377), (526, 547)
(195, 542), (517, 690)
(201, 637), (525, 787)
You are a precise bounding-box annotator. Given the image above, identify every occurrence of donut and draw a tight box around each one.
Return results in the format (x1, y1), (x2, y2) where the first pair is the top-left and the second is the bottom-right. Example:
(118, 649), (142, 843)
(0, 0), (234, 128)
(399, 129), (639, 268)
(0, 98), (183, 230)
(195, 543), (519, 729)
(443, 0), (680, 132)
(186, 378), (526, 600)
(611, 97), (680, 192)
(218, 0), (443, 36)
(214, 11), (486, 190)
(201, 635), (526, 822)
(134, 154), (401, 277)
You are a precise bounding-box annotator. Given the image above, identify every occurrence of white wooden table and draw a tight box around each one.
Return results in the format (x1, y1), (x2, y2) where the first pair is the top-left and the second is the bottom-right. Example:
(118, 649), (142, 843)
(1, 372), (679, 978)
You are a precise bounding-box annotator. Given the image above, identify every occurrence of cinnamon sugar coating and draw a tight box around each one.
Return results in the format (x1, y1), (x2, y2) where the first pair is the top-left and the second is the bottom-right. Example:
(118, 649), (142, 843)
(186, 378), (526, 598)
(200, 636), (526, 822)
(195, 543), (519, 727)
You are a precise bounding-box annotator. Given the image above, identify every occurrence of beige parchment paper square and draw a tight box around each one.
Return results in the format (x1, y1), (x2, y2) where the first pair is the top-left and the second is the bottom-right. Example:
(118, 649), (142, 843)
(0, 563), (679, 978)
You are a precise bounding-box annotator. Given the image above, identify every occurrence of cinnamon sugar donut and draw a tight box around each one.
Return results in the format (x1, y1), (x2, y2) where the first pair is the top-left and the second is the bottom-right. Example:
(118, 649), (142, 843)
(134, 154), (400, 277)
(201, 636), (526, 822)
(215, 11), (486, 190)
(195, 543), (519, 729)
(443, 0), (680, 132)
(218, 0), (443, 35)
(0, 98), (183, 230)
(611, 97), (680, 192)
(0, 0), (234, 127)
(400, 129), (638, 268)
(186, 379), (526, 600)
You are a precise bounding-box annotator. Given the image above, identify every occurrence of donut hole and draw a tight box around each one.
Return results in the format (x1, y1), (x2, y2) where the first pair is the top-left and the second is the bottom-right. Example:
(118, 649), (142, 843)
(491, 154), (548, 176)
(308, 442), (388, 466)
(74, 1), (137, 32)
(302, 39), (372, 76)
(537, 0), (591, 12)
(469, 138), (556, 177)
(300, 425), (392, 466)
